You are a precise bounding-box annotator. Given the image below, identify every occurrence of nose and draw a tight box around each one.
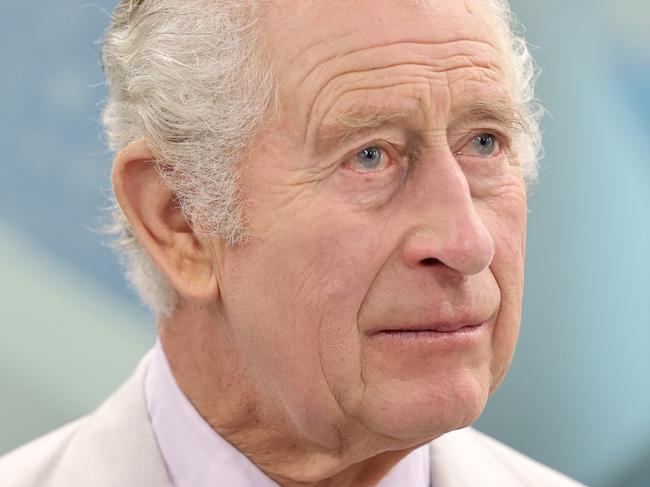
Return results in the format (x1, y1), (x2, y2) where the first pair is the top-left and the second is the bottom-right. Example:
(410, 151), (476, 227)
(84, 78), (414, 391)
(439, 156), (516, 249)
(400, 151), (495, 276)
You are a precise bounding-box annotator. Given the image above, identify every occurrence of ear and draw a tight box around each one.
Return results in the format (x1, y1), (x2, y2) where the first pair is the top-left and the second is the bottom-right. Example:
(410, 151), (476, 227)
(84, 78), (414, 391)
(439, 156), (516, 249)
(112, 139), (220, 305)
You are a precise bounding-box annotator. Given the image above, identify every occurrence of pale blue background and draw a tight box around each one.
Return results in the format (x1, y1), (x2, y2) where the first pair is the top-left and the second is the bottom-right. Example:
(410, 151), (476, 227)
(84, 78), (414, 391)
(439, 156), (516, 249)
(0, 2), (648, 486)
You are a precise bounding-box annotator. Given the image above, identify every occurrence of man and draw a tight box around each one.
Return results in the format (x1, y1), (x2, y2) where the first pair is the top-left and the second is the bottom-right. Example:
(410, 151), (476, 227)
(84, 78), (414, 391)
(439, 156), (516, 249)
(1, 0), (584, 485)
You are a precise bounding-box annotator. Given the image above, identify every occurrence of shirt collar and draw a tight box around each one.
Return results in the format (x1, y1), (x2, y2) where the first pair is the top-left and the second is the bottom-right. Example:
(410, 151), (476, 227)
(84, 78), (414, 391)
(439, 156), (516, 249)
(145, 339), (430, 487)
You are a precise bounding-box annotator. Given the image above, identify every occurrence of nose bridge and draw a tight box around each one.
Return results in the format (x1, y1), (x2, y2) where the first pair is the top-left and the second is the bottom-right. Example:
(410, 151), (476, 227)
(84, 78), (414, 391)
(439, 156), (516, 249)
(401, 150), (495, 276)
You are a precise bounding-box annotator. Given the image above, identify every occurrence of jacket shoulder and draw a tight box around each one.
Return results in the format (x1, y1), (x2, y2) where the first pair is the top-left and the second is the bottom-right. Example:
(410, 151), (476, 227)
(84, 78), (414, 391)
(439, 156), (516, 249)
(0, 418), (86, 487)
(0, 351), (171, 487)
(430, 427), (585, 486)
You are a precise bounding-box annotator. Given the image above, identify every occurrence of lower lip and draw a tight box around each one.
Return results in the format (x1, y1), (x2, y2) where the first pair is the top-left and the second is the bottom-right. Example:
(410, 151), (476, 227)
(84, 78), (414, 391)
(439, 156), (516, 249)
(366, 323), (488, 348)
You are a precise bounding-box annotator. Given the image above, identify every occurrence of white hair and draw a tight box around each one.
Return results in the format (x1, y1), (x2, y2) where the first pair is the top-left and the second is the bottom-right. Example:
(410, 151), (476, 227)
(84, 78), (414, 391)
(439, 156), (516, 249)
(101, 0), (542, 317)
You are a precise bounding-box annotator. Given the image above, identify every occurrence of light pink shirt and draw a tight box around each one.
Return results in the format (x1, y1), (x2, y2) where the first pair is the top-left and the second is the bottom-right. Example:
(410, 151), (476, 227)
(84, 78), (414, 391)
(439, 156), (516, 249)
(145, 340), (431, 487)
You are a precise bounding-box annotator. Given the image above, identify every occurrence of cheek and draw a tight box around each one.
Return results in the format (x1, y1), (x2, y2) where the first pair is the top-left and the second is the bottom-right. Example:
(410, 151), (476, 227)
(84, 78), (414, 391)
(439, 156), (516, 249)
(286, 214), (389, 361)
(222, 205), (392, 405)
(477, 192), (527, 388)
(476, 177), (527, 290)
(486, 193), (527, 300)
(284, 209), (389, 311)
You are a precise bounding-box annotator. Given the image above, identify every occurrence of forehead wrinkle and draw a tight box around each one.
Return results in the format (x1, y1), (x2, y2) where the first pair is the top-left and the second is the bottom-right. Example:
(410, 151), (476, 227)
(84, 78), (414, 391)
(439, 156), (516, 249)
(305, 57), (504, 134)
(283, 38), (503, 103)
(307, 54), (500, 119)
(306, 64), (508, 151)
(294, 42), (507, 147)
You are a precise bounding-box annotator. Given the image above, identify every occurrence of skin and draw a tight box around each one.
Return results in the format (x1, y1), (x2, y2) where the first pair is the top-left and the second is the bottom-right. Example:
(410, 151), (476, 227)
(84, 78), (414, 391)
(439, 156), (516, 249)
(112, 0), (528, 486)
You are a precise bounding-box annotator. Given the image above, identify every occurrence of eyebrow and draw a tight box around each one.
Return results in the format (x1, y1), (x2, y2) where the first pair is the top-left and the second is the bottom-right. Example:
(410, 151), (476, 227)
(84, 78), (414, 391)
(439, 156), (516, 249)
(314, 107), (410, 150)
(313, 98), (527, 151)
(451, 99), (527, 132)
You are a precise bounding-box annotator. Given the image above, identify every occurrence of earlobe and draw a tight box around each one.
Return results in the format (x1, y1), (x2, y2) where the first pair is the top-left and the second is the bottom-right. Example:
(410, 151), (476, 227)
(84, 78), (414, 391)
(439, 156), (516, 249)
(112, 139), (220, 306)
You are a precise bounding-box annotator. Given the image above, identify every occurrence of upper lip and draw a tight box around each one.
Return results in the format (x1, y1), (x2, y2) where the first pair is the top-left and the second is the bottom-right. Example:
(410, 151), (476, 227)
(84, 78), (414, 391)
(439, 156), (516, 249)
(365, 316), (490, 335)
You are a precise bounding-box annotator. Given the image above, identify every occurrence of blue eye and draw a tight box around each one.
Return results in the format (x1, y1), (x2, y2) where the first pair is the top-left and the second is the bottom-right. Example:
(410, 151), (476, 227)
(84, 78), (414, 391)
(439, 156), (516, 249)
(462, 133), (500, 157)
(343, 145), (395, 173)
(355, 146), (383, 170)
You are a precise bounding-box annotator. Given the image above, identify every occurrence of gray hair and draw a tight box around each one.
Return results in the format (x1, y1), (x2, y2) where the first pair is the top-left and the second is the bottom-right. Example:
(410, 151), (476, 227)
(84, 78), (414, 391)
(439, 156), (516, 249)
(101, 0), (542, 317)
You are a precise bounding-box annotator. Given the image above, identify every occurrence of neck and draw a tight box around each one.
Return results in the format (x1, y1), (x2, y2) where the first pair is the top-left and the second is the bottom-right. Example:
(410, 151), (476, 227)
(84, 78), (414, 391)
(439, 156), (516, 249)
(158, 303), (420, 487)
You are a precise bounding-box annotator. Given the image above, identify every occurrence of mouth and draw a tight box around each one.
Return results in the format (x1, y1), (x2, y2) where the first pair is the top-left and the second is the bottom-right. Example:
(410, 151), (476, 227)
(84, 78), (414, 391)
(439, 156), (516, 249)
(367, 321), (487, 336)
(363, 319), (491, 349)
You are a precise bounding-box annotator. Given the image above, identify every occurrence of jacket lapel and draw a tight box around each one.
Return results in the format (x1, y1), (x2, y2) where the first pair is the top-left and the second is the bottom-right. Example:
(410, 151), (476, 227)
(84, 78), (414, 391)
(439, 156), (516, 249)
(50, 351), (173, 487)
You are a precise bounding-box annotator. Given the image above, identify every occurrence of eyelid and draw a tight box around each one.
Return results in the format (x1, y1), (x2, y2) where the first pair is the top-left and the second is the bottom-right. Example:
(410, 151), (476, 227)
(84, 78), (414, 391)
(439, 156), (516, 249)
(451, 124), (512, 144)
(454, 130), (508, 158)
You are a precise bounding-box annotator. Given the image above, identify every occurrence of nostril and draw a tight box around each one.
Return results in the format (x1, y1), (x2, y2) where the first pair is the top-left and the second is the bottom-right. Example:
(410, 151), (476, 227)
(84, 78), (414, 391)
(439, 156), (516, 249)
(421, 257), (442, 267)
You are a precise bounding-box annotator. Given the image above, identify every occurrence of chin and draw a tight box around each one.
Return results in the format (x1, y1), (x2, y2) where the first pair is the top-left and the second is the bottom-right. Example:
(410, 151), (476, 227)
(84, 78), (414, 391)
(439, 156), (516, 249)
(358, 368), (491, 443)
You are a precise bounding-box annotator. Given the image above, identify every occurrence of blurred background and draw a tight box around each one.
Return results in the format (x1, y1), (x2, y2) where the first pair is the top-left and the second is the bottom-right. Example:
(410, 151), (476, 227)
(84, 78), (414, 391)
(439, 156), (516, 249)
(0, 1), (648, 485)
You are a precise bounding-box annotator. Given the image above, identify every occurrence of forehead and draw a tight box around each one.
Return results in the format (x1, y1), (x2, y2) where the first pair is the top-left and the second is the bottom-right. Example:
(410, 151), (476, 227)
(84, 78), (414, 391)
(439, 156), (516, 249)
(261, 0), (506, 83)
(263, 0), (500, 39)
(259, 0), (511, 141)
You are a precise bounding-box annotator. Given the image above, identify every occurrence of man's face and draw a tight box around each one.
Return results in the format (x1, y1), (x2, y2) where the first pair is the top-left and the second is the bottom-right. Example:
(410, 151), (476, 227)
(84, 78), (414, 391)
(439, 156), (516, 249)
(217, 0), (527, 449)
